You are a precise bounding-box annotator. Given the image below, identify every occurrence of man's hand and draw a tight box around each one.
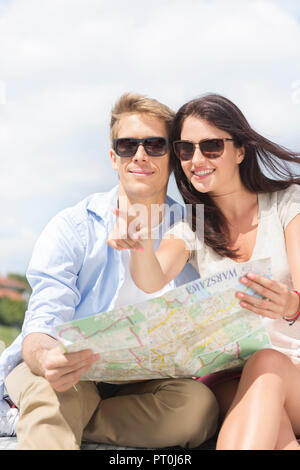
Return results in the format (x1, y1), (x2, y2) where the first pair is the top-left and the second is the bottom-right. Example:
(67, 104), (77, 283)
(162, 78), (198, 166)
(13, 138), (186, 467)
(43, 346), (100, 392)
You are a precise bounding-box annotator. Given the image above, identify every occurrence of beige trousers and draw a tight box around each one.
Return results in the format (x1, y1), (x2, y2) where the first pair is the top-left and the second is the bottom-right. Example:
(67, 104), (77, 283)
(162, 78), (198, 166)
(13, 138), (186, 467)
(5, 362), (219, 450)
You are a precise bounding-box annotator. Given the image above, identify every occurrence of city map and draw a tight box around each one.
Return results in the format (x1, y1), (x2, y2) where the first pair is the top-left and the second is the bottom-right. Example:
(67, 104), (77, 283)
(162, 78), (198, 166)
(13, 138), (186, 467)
(55, 258), (272, 381)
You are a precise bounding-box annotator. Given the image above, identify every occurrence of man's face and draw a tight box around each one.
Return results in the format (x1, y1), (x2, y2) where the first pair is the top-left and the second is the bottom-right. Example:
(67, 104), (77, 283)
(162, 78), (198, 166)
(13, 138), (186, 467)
(110, 113), (170, 203)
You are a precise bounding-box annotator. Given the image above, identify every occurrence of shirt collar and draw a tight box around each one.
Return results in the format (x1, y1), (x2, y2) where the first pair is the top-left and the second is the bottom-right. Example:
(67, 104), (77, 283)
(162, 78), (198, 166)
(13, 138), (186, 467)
(86, 185), (182, 222)
(87, 185), (119, 221)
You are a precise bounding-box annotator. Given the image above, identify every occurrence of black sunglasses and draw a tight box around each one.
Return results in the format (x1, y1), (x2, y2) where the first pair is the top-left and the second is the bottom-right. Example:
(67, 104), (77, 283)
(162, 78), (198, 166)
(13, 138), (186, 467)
(113, 137), (168, 157)
(173, 138), (234, 161)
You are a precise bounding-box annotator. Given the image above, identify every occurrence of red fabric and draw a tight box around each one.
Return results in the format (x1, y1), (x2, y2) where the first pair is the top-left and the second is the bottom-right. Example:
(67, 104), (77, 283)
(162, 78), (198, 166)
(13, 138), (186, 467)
(193, 368), (242, 389)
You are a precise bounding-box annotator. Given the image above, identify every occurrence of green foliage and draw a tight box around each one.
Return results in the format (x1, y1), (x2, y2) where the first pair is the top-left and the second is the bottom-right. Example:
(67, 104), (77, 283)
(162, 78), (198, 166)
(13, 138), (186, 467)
(0, 297), (27, 328)
(0, 325), (21, 349)
(7, 272), (32, 293)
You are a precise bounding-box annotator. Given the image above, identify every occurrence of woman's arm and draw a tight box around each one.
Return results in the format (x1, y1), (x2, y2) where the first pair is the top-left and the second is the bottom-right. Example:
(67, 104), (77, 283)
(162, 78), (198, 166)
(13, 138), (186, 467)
(284, 213), (300, 318)
(107, 207), (190, 293)
(285, 213), (300, 292)
(130, 237), (190, 293)
(236, 214), (300, 320)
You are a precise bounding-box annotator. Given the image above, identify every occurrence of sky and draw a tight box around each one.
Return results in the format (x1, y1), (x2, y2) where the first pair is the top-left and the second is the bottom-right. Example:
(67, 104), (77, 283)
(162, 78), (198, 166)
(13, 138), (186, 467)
(0, 0), (299, 274)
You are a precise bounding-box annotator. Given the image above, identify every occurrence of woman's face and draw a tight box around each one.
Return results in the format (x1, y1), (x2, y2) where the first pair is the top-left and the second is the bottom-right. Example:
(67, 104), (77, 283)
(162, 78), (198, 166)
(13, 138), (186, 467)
(179, 116), (245, 197)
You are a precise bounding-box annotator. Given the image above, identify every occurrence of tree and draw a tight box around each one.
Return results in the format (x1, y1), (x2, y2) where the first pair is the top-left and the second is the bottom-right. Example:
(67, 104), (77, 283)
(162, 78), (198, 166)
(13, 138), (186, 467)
(6, 273), (32, 293)
(0, 297), (27, 328)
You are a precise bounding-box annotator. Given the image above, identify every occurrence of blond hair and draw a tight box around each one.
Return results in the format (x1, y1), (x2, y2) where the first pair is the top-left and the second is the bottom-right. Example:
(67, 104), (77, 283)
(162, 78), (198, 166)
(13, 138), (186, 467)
(110, 93), (175, 146)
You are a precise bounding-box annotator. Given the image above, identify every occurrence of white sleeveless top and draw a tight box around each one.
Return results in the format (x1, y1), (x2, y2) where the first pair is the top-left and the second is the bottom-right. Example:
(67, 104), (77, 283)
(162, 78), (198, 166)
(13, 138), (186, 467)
(164, 184), (300, 364)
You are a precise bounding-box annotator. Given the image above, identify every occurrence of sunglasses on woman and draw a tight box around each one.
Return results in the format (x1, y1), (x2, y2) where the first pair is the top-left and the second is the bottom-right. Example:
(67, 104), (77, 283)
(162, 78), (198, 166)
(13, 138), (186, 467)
(173, 138), (234, 161)
(113, 137), (168, 157)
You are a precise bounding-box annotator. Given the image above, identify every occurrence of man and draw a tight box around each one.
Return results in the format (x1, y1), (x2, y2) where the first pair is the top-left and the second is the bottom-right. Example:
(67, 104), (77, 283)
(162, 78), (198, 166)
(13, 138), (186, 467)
(0, 93), (219, 450)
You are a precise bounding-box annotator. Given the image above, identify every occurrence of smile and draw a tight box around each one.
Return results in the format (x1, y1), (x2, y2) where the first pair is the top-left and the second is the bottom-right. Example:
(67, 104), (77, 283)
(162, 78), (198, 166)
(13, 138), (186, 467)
(192, 169), (215, 179)
(129, 170), (154, 176)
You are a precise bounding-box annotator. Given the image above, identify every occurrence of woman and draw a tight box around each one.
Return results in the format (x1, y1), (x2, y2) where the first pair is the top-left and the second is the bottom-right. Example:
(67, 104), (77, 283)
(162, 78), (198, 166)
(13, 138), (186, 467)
(108, 94), (300, 450)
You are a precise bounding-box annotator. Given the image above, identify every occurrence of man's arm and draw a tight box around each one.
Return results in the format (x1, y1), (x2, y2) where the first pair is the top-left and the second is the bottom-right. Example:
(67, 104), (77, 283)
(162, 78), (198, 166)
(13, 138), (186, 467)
(22, 332), (58, 377)
(22, 332), (99, 392)
(19, 211), (101, 392)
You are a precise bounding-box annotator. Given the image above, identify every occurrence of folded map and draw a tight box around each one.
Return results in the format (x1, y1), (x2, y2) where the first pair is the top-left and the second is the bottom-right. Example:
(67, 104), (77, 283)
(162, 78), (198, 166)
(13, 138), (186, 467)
(55, 258), (272, 381)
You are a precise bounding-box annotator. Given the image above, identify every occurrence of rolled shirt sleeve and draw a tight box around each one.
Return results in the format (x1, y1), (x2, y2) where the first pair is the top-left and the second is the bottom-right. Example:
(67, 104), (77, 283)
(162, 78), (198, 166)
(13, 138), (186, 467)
(22, 211), (85, 340)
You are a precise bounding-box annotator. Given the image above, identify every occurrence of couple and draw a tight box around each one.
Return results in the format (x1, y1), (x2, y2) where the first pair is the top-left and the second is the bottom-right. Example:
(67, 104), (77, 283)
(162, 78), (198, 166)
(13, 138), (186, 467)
(1, 92), (300, 450)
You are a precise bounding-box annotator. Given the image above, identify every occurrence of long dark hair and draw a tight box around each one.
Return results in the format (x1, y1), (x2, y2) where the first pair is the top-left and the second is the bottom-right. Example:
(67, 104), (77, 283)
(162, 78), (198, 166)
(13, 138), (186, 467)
(171, 94), (300, 259)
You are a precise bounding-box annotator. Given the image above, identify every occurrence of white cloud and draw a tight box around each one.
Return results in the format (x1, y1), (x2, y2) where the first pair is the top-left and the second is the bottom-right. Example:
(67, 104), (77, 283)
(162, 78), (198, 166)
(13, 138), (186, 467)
(0, 219), (38, 274)
(0, 0), (299, 273)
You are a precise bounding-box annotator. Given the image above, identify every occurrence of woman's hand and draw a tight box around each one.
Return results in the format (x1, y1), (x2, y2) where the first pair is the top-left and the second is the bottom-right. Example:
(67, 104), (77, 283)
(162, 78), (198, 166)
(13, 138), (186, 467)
(236, 272), (300, 320)
(107, 207), (149, 252)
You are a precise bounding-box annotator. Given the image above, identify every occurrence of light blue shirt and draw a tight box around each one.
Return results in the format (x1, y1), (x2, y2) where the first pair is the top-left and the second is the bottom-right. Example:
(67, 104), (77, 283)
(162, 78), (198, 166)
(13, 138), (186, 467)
(0, 186), (199, 399)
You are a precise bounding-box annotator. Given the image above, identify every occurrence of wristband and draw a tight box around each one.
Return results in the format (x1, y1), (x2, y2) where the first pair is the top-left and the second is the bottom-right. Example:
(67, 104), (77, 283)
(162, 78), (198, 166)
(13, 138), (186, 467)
(283, 290), (300, 326)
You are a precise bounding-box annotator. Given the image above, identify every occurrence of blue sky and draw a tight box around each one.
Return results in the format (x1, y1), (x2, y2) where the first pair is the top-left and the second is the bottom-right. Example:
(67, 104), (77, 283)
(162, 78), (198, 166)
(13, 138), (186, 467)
(0, 0), (299, 274)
